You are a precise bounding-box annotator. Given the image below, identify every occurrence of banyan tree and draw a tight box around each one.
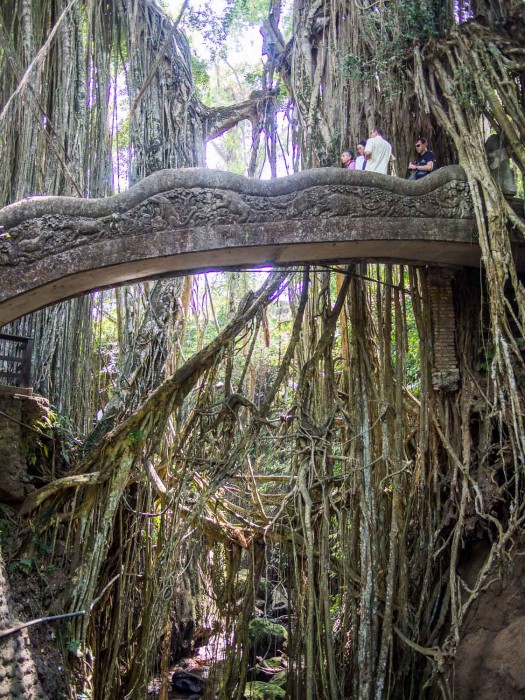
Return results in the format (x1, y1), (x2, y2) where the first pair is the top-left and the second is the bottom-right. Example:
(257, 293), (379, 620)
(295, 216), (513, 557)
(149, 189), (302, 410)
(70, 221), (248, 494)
(0, 0), (524, 698)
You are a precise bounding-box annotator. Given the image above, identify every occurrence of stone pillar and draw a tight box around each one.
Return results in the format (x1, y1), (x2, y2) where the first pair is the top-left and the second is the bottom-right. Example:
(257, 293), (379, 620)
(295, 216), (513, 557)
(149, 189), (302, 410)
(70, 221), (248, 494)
(428, 269), (460, 391)
(0, 388), (49, 504)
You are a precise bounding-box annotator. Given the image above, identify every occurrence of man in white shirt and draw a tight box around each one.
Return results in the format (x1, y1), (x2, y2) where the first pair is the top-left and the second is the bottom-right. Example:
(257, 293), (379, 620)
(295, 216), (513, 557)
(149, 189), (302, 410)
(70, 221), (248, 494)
(364, 128), (392, 174)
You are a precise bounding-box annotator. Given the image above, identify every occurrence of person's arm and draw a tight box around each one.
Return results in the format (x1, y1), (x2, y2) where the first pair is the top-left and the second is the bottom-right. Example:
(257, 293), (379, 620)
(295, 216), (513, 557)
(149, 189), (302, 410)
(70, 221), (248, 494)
(417, 159), (434, 173)
(364, 138), (373, 160)
(410, 154), (434, 173)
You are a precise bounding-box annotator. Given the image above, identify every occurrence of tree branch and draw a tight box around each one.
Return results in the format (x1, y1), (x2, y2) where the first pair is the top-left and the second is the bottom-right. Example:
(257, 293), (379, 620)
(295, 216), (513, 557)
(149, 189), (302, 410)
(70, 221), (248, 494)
(202, 91), (278, 141)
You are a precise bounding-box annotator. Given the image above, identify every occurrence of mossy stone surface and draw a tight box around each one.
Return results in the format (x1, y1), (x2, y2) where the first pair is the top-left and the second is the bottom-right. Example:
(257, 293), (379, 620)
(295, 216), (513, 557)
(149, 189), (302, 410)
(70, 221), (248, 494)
(248, 618), (287, 658)
(268, 669), (287, 689)
(238, 570), (272, 602)
(244, 680), (286, 699)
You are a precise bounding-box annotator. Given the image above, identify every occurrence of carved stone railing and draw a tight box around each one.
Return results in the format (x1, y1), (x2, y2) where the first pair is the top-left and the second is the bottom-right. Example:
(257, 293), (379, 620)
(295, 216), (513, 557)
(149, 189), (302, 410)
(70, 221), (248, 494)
(0, 165), (507, 326)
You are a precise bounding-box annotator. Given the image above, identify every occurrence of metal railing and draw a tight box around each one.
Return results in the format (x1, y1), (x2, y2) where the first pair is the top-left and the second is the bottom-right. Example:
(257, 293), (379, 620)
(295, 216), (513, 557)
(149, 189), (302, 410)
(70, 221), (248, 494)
(0, 333), (33, 387)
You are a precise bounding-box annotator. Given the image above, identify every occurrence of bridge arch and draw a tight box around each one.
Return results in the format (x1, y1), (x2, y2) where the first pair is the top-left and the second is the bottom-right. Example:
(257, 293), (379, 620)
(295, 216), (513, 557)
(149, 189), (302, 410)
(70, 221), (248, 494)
(0, 165), (520, 326)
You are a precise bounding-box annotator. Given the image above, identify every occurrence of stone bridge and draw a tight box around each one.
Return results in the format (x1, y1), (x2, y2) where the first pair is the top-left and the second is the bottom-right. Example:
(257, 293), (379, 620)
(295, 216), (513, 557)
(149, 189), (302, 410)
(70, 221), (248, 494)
(0, 165), (522, 326)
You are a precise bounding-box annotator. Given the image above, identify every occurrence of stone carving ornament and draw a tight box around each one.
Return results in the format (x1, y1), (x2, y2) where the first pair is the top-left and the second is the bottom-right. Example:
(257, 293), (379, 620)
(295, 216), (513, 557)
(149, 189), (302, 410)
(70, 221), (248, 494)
(0, 166), (473, 268)
(2, 165), (502, 327)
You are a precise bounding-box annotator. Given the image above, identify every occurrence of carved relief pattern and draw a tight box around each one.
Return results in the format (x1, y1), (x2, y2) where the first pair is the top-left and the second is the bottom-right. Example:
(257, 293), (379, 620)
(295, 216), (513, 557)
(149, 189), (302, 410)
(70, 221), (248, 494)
(0, 180), (473, 267)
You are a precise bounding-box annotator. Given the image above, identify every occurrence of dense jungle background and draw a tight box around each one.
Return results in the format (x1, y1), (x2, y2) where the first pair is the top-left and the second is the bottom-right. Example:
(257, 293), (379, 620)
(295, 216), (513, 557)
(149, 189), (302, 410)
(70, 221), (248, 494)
(0, 0), (525, 698)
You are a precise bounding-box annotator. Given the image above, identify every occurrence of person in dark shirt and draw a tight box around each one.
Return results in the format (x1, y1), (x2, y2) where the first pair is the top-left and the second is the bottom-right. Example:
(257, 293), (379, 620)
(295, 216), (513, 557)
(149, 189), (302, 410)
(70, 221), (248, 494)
(408, 137), (435, 179)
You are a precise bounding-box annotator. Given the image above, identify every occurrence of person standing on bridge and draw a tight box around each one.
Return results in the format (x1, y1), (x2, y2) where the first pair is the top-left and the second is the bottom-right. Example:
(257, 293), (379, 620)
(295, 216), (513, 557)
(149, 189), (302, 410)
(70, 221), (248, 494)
(355, 140), (367, 170)
(341, 149), (356, 170)
(364, 128), (392, 174)
(408, 137), (435, 179)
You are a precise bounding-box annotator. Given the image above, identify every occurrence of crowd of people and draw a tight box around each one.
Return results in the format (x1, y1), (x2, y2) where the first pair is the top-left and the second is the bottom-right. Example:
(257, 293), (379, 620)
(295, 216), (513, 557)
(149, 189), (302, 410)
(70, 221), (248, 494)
(340, 129), (436, 179)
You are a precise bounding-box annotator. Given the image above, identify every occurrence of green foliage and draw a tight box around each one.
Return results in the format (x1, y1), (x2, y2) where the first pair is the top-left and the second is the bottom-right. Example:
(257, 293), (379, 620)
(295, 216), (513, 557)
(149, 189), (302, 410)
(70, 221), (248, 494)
(515, 167), (524, 199)
(238, 569), (272, 602)
(191, 55), (211, 98)
(0, 507), (12, 550)
(186, 0), (241, 59)
(392, 0), (443, 41)
(476, 343), (495, 373)
(330, 588), (345, 617)
(268, 669), (287, 689)
(229, 0), (271, 28)
(341, 0), (444, 99)
(245, 68), (264, 90)
(342, 50), (406, 100)
(223, 124), (251, 175)
(90, 291), (121, 411)
(37, 409), (82, 466)
(244, 681), (286, 698)
(404, 295), (421, 393)
(453, 64), (481, 111)
(128, 428), (144, 444)
(248, 618), (287, 658)
(8, 557), (34, 575)
(186, 0), (273, 60)
(68, 638), (83, 657)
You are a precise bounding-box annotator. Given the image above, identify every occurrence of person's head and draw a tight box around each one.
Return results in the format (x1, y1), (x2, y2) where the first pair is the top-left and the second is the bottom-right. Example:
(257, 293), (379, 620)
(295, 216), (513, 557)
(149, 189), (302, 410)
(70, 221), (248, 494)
(341, 150), (354, 166)
(371, 128), (384, 138)
(357, 140), (366, 155)
(415, 137), (428, 154)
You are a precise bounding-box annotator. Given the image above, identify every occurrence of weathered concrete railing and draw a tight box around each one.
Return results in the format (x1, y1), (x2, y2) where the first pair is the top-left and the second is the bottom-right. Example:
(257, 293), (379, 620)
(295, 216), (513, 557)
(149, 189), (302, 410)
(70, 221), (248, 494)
(0, 165), (512, 326)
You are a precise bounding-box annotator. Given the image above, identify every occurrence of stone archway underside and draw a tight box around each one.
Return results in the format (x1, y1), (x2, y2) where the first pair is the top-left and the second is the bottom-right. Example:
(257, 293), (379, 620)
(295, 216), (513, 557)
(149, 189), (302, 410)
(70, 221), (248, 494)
(0, 166), (522, 326)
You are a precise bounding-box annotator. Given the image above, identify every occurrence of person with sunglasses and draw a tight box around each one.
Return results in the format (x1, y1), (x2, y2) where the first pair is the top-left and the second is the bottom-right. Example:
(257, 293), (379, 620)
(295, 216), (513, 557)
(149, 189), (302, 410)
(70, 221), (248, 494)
(408, 138), (435, 180)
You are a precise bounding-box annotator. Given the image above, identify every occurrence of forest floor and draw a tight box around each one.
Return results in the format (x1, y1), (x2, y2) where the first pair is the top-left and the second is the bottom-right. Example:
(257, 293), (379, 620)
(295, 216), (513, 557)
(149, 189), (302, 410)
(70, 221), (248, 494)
(148, 634), (228, 699)
(6, 540), (525, 698)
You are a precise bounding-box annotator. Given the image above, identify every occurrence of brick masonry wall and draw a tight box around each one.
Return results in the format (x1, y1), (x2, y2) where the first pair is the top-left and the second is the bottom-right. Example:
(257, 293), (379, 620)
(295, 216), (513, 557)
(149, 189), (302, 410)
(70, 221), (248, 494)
(428, 270), (460, 391)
